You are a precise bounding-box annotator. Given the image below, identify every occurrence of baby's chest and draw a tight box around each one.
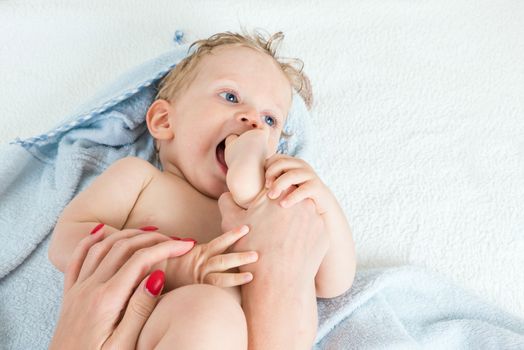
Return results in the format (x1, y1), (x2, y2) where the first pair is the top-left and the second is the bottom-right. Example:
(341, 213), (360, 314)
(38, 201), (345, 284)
(123, 174), (223, 244)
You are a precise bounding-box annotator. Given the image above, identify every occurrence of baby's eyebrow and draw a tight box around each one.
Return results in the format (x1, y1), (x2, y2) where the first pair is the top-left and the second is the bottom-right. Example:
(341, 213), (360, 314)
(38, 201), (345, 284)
(264, 107), (284, 119)
(268, 101), (290, 120)
(212, 78), (287, 117)
(211, 78), (240, 90)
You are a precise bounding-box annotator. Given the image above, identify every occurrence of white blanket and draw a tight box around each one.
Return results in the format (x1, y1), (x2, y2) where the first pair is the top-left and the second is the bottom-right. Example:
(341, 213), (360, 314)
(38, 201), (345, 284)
(1, 0), (523, 323)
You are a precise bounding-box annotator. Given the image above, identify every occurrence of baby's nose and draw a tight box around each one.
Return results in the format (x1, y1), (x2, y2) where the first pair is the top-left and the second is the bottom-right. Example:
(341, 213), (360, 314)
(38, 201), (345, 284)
(238, 112), (261, 129)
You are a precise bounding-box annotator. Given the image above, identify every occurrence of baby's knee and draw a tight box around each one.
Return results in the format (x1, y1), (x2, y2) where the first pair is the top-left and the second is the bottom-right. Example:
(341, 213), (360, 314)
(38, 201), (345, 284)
(168, 284), (243, 317)
(138, 284), (247, 350)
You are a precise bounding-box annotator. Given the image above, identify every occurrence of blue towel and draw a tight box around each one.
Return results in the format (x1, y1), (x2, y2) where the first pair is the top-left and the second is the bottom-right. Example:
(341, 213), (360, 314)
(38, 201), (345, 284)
(315, 266), (524, 349)
(1, 35), (523, 349)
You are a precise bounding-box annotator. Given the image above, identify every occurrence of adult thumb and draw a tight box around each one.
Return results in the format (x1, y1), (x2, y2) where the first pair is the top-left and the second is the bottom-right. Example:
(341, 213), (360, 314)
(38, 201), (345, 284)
(218, 191), (245, 232)
(218, 191), (244, 216)
(105, 270), (164, 349)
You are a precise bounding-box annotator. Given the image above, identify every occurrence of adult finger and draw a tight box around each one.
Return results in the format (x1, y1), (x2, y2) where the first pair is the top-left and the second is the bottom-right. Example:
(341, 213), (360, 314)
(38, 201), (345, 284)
(90, 232), (174, 283)
(63, 229), (106, 292)
(104, 270), (165, 350)
(105, 240), (195, 298)
(77, 229), (150, 283)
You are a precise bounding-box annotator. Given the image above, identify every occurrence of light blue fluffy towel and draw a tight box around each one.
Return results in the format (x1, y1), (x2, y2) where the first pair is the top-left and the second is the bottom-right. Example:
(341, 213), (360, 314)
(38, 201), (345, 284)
(0, 35), (523, 349)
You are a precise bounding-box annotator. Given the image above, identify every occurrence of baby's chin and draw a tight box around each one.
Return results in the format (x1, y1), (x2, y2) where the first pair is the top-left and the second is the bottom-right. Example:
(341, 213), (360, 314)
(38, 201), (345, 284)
(197, 181), (229, 201)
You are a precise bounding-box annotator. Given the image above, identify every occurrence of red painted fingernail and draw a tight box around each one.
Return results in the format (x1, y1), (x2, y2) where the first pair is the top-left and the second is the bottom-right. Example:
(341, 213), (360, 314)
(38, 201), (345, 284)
(90, 223), (105, 235)
(140, 226), (159, 232)
(145, 270), (165, 297)
(170, 236), (182, 240)
(178, 240), (196, 256)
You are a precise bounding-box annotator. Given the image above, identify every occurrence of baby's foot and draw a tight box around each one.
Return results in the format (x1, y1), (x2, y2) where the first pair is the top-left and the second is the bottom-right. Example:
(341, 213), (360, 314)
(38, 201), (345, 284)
(225, 129), (270, 208)
(224, 129), (269, 167)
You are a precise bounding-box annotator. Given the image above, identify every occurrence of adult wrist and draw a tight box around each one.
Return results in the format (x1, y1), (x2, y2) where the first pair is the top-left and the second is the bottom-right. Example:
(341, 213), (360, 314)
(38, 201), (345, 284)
(240, 268), (317, 349)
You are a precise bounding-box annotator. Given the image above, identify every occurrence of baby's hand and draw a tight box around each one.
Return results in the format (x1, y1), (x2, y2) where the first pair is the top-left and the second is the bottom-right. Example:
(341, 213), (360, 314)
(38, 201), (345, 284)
(265, 154), (335, 215)
(166, 225), (258, 290)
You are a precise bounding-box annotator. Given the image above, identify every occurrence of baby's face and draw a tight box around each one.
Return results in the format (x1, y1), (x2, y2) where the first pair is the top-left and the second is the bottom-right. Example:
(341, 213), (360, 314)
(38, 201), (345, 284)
(163, 45), (292, 199)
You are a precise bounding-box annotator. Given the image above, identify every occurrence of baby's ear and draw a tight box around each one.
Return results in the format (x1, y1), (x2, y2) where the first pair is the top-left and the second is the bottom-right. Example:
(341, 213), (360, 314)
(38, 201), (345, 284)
(146, 99), (175, 140)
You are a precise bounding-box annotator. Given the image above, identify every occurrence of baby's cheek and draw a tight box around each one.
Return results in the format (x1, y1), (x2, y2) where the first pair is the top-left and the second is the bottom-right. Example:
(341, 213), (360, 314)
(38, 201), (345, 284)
(268, 137), (280, 155)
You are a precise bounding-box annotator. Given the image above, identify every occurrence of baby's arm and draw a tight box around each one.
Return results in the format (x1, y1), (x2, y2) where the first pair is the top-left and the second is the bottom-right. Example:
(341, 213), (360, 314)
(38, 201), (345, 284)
(48, 157), (155, 272)
(314, 198), (356, 298)
(224, 129), (269, 208)
(265, 155), (356, 298)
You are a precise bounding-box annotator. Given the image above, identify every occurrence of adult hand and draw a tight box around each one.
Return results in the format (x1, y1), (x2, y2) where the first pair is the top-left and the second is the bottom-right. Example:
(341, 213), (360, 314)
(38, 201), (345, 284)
(219, 187), (328, 280)
(49, 228), (195, 350)
(218, 187), (328, 349)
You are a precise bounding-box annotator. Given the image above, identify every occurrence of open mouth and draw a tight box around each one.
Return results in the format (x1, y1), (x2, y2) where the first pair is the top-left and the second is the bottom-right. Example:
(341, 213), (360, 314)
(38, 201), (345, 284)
(216, 139), (228, 175)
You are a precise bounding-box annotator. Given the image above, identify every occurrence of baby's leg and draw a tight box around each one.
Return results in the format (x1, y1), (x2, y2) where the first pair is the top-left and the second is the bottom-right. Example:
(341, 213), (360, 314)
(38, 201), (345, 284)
(137, 284), (247, 350)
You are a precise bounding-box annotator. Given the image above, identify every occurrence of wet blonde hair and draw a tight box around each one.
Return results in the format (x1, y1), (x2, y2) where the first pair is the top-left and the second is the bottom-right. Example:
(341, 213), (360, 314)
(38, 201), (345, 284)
(156, 30), (313, 110)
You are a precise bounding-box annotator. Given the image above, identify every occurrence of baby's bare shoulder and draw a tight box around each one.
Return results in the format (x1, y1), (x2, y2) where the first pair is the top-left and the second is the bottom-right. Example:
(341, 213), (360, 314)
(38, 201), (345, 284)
(111, 156), (158, 172)
(108, 156), (159, 182)
(58, 157), (161, 228)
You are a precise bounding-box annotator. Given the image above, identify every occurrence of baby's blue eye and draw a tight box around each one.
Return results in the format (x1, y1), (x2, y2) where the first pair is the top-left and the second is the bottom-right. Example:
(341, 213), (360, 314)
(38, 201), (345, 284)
(220, 92), (238, 103)
(264, 115), (276, 127)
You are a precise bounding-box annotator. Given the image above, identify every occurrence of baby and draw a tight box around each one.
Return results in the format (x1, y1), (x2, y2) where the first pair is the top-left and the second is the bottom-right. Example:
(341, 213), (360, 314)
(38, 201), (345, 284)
(49, 31), (356, 347)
